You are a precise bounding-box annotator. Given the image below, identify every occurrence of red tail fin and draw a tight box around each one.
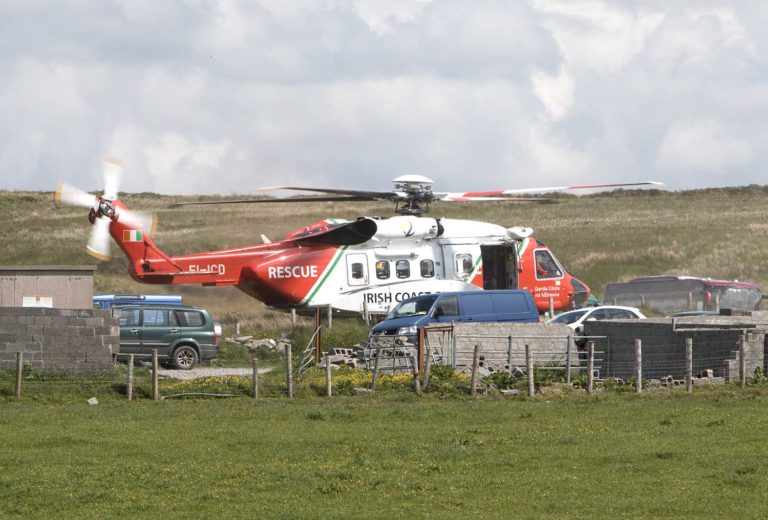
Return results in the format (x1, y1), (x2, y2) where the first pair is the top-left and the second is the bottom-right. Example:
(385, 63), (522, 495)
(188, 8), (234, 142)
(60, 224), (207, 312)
(108, 200), (181, 277)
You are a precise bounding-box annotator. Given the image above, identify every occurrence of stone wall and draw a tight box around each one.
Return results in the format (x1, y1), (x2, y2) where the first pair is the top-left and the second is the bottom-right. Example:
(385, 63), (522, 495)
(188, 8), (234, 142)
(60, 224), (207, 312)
(0, 307), (119, 373)
(423, 314), (768, 381)
(425, 322), (574, 371)
(584, 318), (766, 382)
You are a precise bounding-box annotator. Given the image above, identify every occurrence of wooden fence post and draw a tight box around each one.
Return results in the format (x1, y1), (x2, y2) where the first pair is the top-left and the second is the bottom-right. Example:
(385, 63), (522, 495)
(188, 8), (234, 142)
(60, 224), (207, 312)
(548, 296), (554, 319)
(526, 344), (534, 397)
(685, 338), (693, 394)
(15, 351), (22, 398)
(325, 356), (332, 397)
(423, 344), (432, 390)
(290, 308), (297, 327)
(371, 346), (382, 392)
(127, 354), (134, 401)
(587, 341), (594, 395)
(566, 336), (572, 385)
(410, 355), (421, 395)
(470, 344), (481, 397)
(327, 305), (333, 330)
(739, 332), (746, 388)
(635, 339), (642, 394)
(506, 335), (513, 371)
(285, 342), (293, 398)
(417, 327), (426, 373)
(152, 349), (159, 401)
(252, 358), (259, 400)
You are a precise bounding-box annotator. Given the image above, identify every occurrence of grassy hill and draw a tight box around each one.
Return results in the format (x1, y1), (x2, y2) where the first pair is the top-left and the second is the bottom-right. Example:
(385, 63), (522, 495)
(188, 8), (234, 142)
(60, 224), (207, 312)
(2, 186), (768, 327)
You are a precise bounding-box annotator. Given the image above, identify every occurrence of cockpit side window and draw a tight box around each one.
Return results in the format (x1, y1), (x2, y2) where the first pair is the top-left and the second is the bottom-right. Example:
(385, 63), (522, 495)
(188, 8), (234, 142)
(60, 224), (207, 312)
(534, 250), (562, 279)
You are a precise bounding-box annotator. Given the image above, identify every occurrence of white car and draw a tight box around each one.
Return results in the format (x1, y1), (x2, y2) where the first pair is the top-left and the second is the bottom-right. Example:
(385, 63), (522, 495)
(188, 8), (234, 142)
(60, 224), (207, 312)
(547, 305), (646, 335)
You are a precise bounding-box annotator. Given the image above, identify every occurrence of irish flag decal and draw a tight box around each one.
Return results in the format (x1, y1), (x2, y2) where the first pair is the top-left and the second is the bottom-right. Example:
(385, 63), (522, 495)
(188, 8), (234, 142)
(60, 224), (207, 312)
(123, 230), (143, 242)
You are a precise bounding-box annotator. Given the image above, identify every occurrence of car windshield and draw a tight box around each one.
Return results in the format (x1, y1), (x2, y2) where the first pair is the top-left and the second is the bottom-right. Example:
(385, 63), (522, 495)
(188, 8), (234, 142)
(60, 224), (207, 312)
(386, 295), (439, 319)
(549, 309), (589, 325)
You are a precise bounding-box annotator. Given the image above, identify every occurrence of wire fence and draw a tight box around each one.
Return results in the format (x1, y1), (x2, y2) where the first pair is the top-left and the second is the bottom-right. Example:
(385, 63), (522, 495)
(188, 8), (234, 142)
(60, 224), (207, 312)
(1, 328), (762, 400)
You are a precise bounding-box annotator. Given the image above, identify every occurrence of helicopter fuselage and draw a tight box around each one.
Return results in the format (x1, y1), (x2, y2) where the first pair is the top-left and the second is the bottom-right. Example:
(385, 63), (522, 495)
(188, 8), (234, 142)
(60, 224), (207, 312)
(106, 201), (589, 314)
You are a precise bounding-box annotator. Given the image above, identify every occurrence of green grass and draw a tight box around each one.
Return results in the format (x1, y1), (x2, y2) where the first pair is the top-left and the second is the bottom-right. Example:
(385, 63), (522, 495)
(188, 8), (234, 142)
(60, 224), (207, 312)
(4, 187), (768, 517)
(1, 393), (767, 518)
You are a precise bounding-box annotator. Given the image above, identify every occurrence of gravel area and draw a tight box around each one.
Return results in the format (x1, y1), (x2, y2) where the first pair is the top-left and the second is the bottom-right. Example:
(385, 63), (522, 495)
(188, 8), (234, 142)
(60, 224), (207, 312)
(157, 367), (271, 380)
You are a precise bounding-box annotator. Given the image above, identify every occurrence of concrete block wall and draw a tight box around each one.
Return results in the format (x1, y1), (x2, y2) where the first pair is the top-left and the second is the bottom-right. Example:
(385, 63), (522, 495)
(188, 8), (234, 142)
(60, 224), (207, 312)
(584, 319), (766, 382)
(425, 322), (574, 371)
(0, 307), (119, 373)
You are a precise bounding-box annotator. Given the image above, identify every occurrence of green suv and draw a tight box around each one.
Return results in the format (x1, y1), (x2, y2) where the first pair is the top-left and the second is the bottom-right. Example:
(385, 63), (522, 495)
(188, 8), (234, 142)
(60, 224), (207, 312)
(117, 305), (220, 369)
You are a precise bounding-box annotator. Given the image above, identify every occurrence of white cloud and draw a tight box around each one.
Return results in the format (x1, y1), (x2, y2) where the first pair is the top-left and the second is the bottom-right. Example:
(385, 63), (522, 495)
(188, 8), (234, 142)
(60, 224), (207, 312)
(145, 133), (231, 194)
(656, 119), (752, 173)
(0, 0), (766, 195)
(202, 0), (255, 50)
(532, 0), (665, 73)
(527, 123), (592, 179)
(354, 0), (433, 35)
(532, 65), (575, 121)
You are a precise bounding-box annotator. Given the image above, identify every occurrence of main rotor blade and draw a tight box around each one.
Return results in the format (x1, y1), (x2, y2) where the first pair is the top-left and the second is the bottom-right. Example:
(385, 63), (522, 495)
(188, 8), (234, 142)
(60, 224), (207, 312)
(171, 195), (379, 207)
(257, 185), (398, 199)
(439, 196), (551, 202)
(437, 181), (664, 199)
(55, 182), (99, 208)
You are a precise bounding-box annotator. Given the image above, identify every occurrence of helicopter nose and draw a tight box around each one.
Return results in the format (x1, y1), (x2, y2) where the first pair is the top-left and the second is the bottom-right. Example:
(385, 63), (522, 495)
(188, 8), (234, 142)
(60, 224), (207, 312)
(569, 277), (590, 308)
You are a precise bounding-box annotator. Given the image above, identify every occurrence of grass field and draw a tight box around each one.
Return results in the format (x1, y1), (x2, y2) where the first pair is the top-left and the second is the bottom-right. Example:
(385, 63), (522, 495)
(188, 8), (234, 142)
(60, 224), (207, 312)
(1, 392), (767, 519)
(3, 187), (768, 517)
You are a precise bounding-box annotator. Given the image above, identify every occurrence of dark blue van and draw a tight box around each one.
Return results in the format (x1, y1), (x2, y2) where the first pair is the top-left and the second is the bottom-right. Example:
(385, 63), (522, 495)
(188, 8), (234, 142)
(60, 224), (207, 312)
(369, 290), (539, 343)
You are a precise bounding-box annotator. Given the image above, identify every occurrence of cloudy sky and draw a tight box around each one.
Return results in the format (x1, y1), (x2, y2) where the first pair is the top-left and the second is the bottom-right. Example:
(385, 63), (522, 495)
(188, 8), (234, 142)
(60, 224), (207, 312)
(1, 0), (766, 195)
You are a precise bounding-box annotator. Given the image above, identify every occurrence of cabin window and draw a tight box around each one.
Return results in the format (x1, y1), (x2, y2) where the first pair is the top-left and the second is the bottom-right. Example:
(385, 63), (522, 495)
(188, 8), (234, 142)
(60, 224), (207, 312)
(455, 254), (473, 276)
(376, 261), (390, 279)
(351, 262), (365, 280)
(396, 260), (410, 279)
(534, 250), (562, 279)
(420, 259), (435, 278)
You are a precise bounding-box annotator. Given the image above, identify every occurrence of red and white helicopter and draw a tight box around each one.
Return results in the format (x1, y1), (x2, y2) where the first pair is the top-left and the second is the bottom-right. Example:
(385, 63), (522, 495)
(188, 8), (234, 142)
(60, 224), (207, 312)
(57, 159), (662, 314)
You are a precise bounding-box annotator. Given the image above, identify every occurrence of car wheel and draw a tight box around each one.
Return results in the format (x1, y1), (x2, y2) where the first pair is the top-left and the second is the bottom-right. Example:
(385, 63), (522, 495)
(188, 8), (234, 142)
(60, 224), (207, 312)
(172, 345), (198, 370)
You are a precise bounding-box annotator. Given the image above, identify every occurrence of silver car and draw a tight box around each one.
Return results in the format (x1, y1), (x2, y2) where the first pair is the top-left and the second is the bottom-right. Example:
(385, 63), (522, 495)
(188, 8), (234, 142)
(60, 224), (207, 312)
(547, 305), (646, 335)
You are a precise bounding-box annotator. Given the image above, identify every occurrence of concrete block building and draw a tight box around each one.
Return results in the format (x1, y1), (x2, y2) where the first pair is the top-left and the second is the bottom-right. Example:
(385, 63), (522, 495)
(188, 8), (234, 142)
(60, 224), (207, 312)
(0, 265), (96, 309)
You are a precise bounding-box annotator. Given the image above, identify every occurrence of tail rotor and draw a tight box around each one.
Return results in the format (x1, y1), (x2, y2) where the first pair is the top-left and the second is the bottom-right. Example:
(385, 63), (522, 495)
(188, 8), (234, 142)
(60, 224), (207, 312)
(55, 157), (156, 261)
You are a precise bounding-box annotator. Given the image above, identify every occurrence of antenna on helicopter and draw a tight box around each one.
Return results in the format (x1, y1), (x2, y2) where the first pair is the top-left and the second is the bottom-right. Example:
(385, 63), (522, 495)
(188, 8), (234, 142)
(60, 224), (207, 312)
(391, 175), (434, 215)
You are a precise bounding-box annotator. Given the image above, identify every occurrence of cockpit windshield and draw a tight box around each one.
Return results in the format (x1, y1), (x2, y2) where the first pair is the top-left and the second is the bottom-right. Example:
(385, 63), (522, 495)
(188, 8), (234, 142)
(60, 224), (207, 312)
(385, 294), (439, 320)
